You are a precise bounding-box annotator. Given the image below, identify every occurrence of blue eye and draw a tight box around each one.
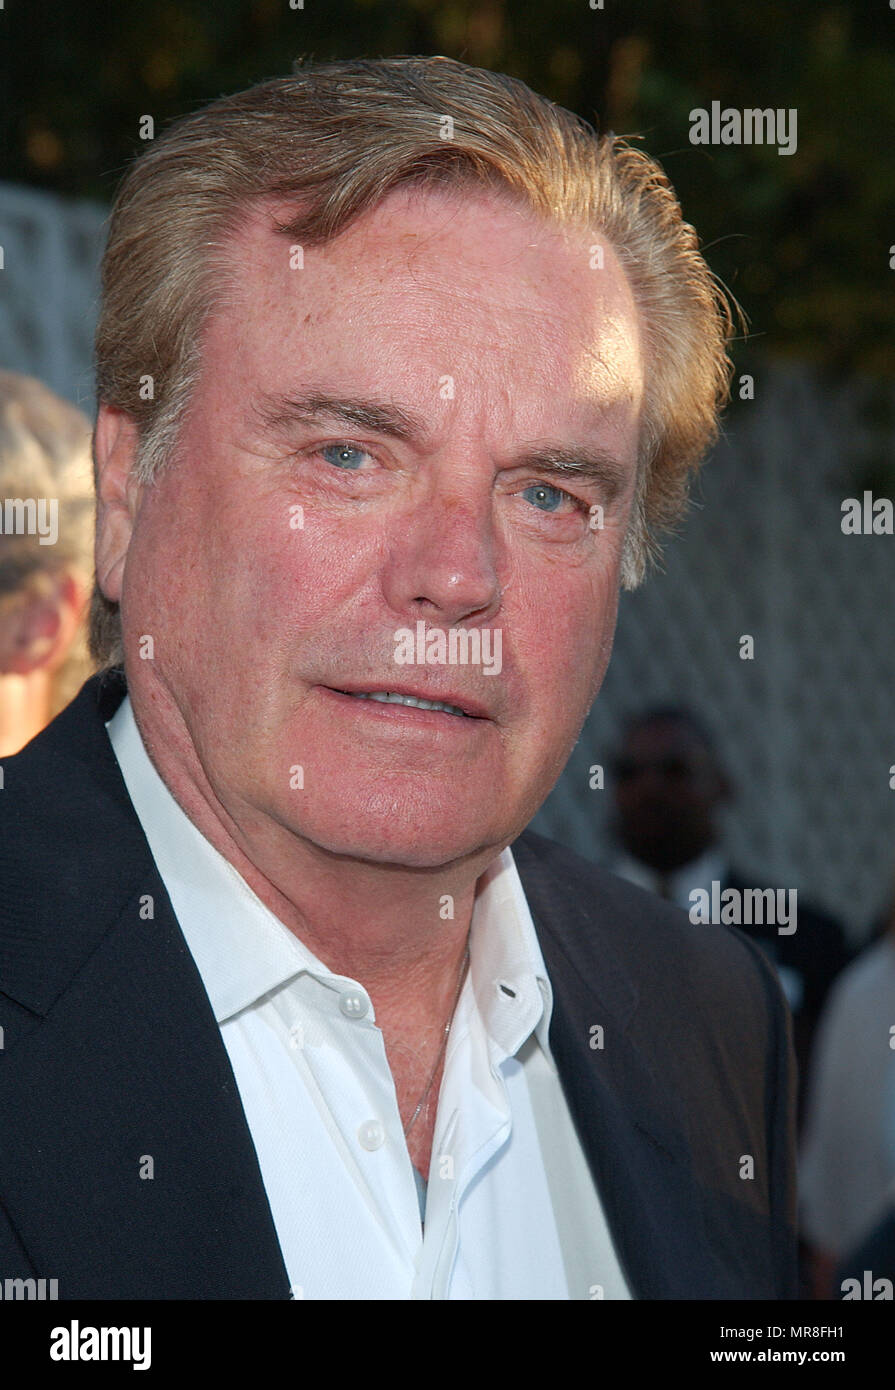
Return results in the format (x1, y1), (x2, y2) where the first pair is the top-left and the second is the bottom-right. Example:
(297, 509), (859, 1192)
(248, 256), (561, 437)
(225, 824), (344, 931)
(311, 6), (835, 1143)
(522, 482), (570, 512)
(321, 444), (369, 470)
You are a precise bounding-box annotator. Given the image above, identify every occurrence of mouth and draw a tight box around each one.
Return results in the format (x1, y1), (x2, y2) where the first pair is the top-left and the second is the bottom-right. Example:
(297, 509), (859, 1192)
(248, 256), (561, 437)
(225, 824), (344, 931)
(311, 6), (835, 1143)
(325, 686), (486, 719)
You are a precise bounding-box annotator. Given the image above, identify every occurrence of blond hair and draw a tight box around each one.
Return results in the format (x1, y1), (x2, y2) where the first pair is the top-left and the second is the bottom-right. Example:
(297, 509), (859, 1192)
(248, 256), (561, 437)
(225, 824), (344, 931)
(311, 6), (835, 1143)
(0, 371), (95, 713)
(91, 55), (736, 665)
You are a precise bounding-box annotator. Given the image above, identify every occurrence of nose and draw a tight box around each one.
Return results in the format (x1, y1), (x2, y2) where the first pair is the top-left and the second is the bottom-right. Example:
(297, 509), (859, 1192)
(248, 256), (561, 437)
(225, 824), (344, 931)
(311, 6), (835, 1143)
(380, 466), (503, 627)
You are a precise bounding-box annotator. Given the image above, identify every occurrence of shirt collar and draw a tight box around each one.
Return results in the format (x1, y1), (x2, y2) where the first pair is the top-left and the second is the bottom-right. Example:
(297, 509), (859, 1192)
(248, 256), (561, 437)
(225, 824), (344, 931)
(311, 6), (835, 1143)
(666, 846), (729, 904)
(106, 695), (556, 1067)
(613, 847), (729, 910)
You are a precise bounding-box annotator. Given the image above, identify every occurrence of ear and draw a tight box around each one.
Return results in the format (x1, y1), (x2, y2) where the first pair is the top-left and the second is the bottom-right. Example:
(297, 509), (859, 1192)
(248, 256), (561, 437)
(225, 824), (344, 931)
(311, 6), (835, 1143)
(0, 571), (86, 676)
(94, 404), (143, 605)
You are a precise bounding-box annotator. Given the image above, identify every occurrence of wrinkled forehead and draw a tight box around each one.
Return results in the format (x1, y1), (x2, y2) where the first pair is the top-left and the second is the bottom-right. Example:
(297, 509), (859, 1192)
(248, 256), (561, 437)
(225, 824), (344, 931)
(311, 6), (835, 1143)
(205, 184), (645, 443)
(222, 180), (597, 270)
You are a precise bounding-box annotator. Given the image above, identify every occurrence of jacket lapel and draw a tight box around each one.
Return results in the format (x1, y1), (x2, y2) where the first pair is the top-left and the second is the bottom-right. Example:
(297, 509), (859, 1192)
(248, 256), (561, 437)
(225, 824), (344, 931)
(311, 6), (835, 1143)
(513, 831), (728, 1300)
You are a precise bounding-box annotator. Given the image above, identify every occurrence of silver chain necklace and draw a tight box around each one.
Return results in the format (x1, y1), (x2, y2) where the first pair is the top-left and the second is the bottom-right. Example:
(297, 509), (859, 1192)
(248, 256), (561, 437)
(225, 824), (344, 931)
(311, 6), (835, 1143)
(403, 946), (470, 1138)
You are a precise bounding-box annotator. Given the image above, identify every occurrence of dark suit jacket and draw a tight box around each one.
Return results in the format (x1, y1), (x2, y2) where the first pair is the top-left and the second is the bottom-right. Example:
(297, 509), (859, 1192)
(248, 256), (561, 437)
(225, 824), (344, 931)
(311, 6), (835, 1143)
(0, 672), (798, 1299)
(722, 872), (852, 1113)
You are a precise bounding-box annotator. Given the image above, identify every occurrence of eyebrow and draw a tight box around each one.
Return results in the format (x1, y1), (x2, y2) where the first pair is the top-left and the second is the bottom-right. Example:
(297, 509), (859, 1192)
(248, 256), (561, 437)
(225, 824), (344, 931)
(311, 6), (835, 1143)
(252, 389), (632, 504)
(511, 446), (631, 505)
(253, 390), (425, 443)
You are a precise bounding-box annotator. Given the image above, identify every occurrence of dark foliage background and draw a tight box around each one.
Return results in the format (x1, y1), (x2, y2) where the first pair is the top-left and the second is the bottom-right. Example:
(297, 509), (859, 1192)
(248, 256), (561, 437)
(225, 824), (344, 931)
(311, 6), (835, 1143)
(1, 0), (892, 385)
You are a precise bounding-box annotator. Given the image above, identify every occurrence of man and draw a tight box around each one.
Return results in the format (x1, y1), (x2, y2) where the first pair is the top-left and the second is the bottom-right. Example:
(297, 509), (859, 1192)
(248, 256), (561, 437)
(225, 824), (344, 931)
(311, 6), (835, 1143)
(0, 57), (796, 1299)
(609, 706), (851, 1110)
(0, 371), (94, 754)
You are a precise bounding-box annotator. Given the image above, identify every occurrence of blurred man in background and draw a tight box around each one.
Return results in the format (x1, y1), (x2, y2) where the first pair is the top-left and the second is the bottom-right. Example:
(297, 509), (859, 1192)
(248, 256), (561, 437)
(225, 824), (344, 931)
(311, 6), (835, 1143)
(0, 371), (94, 754)
(609, 706), (852, 1113)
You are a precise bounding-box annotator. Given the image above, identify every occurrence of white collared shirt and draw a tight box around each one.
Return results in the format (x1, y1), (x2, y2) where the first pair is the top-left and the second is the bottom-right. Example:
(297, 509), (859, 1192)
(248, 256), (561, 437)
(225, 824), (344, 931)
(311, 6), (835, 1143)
(107, 695), (630, 1300)
(799, 938), (895, 1257)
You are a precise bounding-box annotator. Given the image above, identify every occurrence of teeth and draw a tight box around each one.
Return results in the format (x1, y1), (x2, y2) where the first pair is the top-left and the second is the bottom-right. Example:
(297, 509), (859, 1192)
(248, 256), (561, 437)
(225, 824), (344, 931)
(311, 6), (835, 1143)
(346, 691), (469, 717)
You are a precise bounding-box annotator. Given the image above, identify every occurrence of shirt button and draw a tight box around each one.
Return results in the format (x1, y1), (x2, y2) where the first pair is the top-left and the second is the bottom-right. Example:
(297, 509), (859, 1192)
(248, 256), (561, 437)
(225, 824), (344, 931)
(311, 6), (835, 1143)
(358, 1120), (385, 1151)
(339, 988), (370, 1020)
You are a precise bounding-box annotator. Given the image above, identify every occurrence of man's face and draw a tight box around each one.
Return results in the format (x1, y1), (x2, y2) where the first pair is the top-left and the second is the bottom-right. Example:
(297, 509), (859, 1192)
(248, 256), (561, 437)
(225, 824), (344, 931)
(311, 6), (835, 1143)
(613, 719), (726, 871)
(114, 184), (644, 867)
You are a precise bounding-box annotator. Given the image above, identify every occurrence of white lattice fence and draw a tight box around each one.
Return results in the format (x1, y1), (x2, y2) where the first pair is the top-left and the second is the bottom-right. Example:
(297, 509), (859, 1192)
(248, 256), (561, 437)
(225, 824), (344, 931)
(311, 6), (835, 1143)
(0, 182), (106, 414)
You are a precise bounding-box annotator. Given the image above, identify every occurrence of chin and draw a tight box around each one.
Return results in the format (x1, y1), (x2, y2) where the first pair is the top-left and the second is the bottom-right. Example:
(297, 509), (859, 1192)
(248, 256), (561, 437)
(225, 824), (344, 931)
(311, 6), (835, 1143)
(282, 798), (501, 870)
